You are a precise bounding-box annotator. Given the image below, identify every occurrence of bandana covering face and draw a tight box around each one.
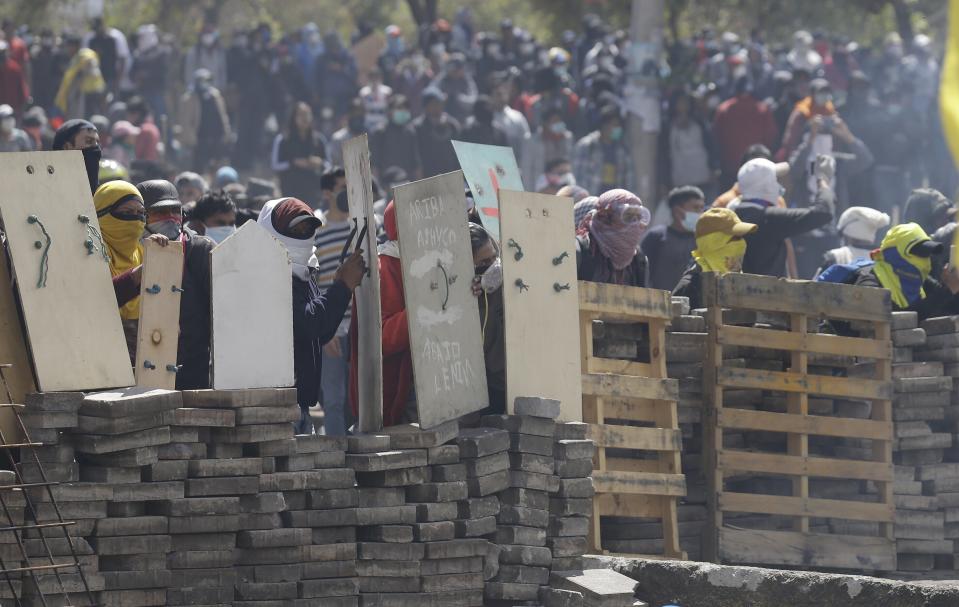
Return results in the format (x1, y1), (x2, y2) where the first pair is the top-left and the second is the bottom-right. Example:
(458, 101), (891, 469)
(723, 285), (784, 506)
(94, 181), (146, 320)
(257, 198), (319, 281)
(692, 232), (747, 273)
(870, 222), (932, 308)
(577, 189), (649, 271)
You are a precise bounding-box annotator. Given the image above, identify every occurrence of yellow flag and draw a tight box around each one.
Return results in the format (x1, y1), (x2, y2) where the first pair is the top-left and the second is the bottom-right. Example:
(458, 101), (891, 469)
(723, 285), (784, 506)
(945, 0), (959, 265)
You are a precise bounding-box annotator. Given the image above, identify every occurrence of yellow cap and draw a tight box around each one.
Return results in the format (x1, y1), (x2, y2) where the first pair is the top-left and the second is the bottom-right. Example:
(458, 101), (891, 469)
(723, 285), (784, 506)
(695, 207), (758, 239)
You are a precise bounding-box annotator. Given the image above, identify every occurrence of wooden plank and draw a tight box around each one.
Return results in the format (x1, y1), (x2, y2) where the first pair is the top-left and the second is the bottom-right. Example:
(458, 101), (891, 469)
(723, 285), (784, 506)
(718, 408), (892, 441)
(134, 240), (183, 390)
(500, 189), (581, 421)
(599, 398), (664, 423)
(605, 456), (667, 474)
(393, 172), (489, 428)
(717, 325), (891, 360)
(589, 424), (681, 452)
(582, 373), (678, 402)
(0, 151), (133, 391)
(718, 527), (896, 570)
(578, 281), (672, 320)
(717, 367), (891, 400)
(0, 244), (35, 442)
(718, 450), (893, 482)
(702, 274), (725, 563)
(451, 141), (524, 241)
(211, 221), (293, 389)
(343, 134), (383, 432)
(594, 492), (664, 518)
(593, 470), (686, 497)
(719, 491), (893, 522)
(872, 321), (895, 541)
(586, 357), (652, 378)
(712, 273), (891, 322)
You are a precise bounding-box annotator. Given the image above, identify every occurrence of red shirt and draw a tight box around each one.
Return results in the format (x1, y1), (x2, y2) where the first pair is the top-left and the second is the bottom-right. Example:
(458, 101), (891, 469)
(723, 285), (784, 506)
(0, 58), (28, 113)
(6, 37), (29, 70)
(712, 94), (778, 177)
(135, 120), (161, 161)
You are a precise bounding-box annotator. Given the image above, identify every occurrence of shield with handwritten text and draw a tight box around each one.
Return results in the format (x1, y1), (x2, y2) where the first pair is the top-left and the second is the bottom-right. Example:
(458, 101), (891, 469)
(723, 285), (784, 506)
(393, 171), (489, 428)
(452, 140), (524, 242)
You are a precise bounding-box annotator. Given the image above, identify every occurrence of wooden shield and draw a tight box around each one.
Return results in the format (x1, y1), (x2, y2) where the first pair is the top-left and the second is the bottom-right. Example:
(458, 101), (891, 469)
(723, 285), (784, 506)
(135, 239), (184, 389)
(211, 221), (293, 390)
(343, 134), (383, 432)
(499, 189), (582, 421)
(0, 151), (133, 391)
(393, 171), (489, 428)
(452, 140), (524, 242)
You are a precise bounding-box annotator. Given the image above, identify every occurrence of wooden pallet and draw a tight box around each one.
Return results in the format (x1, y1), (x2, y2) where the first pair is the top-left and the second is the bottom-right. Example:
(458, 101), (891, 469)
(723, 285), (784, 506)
(579, 281), (686, 558)
(702, 272), (895, 571)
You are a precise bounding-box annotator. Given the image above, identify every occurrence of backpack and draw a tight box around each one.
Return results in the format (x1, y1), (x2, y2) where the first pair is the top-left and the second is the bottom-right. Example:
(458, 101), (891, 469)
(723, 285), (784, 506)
(815, 258), (874, 285)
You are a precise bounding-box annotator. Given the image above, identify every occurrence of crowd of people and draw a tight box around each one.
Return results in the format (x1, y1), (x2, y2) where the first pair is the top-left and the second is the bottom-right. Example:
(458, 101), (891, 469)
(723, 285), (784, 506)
(3, 9), (959, 433)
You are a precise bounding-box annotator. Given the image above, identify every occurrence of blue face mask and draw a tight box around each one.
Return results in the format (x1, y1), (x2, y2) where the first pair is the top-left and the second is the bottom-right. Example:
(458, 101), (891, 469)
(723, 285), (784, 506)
(681, 210), (701, 232)
(205, 224), (236, 244)
(392, 110), (411, 126)
(609, 126), (623, 142)
(549, 121), (567, 135)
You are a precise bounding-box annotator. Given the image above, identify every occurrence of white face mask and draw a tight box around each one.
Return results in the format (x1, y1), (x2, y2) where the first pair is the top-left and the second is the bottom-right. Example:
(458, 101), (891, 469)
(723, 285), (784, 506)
(205, 225), (236, 244)
(283, 237), (317, 278)
(0, 117), (14, 133)
(480, 258), (503, 293)
(681, 210), (701, 232)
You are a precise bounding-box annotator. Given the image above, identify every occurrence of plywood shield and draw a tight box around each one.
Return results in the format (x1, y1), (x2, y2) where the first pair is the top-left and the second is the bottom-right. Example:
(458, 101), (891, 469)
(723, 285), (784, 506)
(452, 141), (524, 242)
(0, 244), (36, 441)
(499, 189), (582, 421)
(342, 134), (383, 432)
(135, 240), (184, 389)
(211, 221), (294, 390)
(393, 171), (489, 429)
(0, 151), (133, 392)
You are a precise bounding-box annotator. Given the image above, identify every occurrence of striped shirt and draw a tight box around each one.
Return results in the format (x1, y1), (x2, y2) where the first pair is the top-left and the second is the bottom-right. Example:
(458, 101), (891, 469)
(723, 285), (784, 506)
(314, 219), (353, 335)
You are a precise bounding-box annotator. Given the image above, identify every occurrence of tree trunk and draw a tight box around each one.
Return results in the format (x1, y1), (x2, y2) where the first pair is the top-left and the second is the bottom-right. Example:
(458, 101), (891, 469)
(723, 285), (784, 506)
(627, 0), (664, 206)
(891, 0), (914, 42)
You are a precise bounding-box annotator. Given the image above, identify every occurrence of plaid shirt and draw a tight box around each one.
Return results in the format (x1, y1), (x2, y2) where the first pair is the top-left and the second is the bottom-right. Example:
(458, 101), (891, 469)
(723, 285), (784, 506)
(572, 131), (635, 196)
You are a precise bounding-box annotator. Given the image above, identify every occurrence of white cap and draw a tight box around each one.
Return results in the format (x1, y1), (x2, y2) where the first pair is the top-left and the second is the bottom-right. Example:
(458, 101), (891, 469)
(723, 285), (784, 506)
(837, 206), (890, 244)
(737, 158), (781, 204)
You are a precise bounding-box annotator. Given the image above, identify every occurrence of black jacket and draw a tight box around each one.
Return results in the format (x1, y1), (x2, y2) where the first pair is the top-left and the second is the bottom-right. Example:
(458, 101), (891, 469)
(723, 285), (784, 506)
(176, 231), (214, 390)
(672, 263), (704, 310)
(292, 276), (352, 410)
(477, 286), (505, 415)
(575, 234), (647, 288)
(735, 189), (833, 277)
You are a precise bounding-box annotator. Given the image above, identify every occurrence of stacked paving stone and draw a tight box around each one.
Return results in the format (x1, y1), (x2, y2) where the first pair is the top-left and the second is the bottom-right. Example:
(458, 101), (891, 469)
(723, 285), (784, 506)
(482, 409), (555, 603)
(9, 383), (610, 605)
(901, 314), (959, 574)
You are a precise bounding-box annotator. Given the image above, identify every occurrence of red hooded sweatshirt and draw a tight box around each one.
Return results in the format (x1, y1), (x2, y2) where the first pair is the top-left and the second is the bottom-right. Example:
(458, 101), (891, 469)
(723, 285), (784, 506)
(349, 201), (413, 426)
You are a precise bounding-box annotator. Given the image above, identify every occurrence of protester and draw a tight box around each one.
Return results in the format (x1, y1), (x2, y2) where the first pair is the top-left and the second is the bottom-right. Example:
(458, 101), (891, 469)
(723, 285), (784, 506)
(0, 104), (31, 152)
(93, 180), (148, 358)
(258, 197), (366, 434)
(174, 171), (208, 206)
(412, 87), (461, 177)
(189, 189), (236, 242)
(575, 188), (650, 286)
(52, 118), (101, 193)
(359, 68), (392, 132)
(817, 222), (959, 320)
(642, 186), (706, 291)
(178, 69), (232, 173)
(573, 195), (598, 230)
(733, 157), (833, 277)
(816, 206), (890, 276)
(54, 33), (105, 119)
(902, 189), (955, 239)
(712, 76), (778, 188)
(660, 90), (715, 198)
(673, 207), (758, 309)
(312, 190), (355, 436)
(573, 105), (633, 195)
(459, 95), (509, 147)
(470, 222), (505, 415)
(370, 94), (421, 181)
(350, 200), (413, 426)
(0, 41), (29, 115)
(138, 179), (215, 390)
(535, 157), (576, 195)
(318, 168), (346, 212)
(522, 106), (573, 190)
(271, 101), (327, 205)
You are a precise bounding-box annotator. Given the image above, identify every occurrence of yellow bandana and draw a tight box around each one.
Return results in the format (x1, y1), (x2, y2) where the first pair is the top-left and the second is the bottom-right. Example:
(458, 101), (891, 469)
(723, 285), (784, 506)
(692, 232), (747, 273)
(94, 181), (145, 320)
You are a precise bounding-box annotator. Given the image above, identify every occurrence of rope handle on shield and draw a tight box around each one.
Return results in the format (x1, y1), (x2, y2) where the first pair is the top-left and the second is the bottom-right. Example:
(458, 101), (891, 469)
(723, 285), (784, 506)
(77, 215), (110, 262)
(339, 217), (371, 276)
(26, 215), (51, 288)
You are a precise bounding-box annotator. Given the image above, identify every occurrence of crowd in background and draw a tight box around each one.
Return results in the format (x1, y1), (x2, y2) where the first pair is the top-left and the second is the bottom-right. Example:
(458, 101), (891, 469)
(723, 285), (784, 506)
(5, 8), (959, 433)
